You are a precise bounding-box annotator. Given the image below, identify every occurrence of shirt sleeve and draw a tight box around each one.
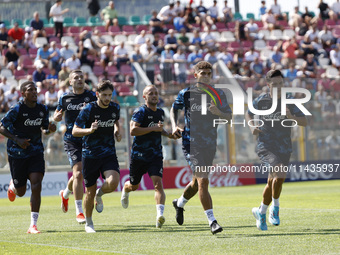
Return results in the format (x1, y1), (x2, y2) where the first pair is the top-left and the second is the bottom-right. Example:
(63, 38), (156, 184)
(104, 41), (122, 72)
(287, 95), (306, 117)
(75, 104), (91, 128)
(247, 97), (259, 117)
(131, 107), (145, 124)
(172, 89), (185, 110)
(1, 104), (19, 130)
(42, 105), (49, 130)
(56, 93), (64, 111)
(217, 89), (232, 114)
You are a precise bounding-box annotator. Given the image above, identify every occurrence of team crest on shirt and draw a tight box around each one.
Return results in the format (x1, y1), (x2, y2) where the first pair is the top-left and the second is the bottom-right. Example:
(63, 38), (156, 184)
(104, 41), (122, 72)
(39, 111), (44, 117)
(112, 113), (116, 118)
(148, 116), (153, 119)
(95, 115), (100, 118)
(66, 99), (71, 102)
(84, 97), (90, 103)
(72, 155), (77, 160)
(13, 179), (18, 185)
(23, 113), (28, 116)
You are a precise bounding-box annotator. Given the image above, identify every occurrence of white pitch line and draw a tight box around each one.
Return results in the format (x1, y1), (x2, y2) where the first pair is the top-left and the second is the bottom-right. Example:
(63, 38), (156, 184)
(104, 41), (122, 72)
(0, 240), (146, 255)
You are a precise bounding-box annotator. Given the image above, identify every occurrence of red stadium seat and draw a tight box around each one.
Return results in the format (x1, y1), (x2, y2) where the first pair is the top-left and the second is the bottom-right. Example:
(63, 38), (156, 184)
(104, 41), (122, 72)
(109, 26), (121, 36)
(14, 69), (26, 79)
(242, 41), (253, 51)
(66, 26), (80, 37)
(228, 41), (241, 52)
(29, 48), (38, 58)
(325, 19), (336, 29)
(118, 84), (132, 96)
(80, 26), (93, 32)
(45, 27), (54, 36)
(107, 65), (118, 76)
(136, 25), (149, 34)
(122, 25), (135, 35)
(120, 64), (133, 75)
(215, 22), (228, 32)
(49, 36), (60, 43)
(93, 66), (104, 76)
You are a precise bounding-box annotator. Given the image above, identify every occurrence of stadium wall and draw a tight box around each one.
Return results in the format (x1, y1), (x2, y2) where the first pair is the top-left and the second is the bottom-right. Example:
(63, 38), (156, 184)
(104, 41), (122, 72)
(1, 160), (339, 198)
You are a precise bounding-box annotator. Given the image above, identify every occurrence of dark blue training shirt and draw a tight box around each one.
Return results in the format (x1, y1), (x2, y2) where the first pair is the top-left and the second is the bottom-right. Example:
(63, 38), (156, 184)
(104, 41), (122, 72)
(172, 85), (232, 148)
(1, 101), (49, 158)
(75, 101), (120, 159)
(131, 104), (165, 161)
(57, 90), (96, 143)
(248, 93), (305, 154)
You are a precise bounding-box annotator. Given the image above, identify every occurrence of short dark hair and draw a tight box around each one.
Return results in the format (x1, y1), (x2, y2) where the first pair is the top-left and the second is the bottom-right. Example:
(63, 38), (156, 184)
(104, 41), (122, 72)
(194, 61), (212, 73)
(69, 69), (83, 79)
(97, 80), (114, 92)
(20, 81), (35, 93)
(266, 69), (283, 83)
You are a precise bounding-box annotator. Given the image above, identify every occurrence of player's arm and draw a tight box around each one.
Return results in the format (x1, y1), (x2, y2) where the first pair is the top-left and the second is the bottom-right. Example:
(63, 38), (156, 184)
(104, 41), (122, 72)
(72, 120), (98, 137)
(286, 108), (308, 127)
(0, 124), (30, 149)
(170, 106), (183, 139)
(245, 111), (262, 135)
(53, 98), (64, 122)
(114, 120), (122, 142)
(130, 120), (163, 136)
(209, 100), (232, 120)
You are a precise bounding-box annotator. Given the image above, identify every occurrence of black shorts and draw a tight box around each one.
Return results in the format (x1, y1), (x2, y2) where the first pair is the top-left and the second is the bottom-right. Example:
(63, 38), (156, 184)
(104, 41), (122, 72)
(129, 157), (163, 185)
(82, 154), (120, 187)
(64, 140), (82, 168)
(257, 147), (291, 167)
(8, 154), (45, 188)
(182, 144), (216, 175)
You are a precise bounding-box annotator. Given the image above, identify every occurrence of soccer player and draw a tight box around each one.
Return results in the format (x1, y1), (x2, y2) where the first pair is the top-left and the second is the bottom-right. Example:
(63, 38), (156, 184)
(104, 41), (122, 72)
(120, 85), (177, 228)
(246, 69), (307, 231)
(170, 61), (232, 234)
(72, 80), (121, 233)
(1, 81), (56, 234)
(53, 70), (97, 224)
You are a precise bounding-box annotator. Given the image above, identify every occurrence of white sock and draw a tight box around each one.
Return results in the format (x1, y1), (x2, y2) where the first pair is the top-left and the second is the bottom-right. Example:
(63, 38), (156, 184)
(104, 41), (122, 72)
(272, 197), (279, 207)
(63, 188), (72, 199)
(259, 202), (268, 214)
(31, 212), (39, 227)
(156, 204), (165, 218)
(122, 188), (129, 198)
(204, 209), (216, 226)
(75, 200), (83, 215)
(85, 217), (93, 226)
(9, 181), (17, 194)
(177, 195), (188, 208)
(96, 188), (104, 197)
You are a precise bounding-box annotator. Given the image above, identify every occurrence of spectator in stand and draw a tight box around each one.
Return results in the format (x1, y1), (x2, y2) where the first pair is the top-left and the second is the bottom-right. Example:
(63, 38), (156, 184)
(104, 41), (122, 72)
(0, 88), (9, 113)
(244, 47), (259, 62)
(196, 0), (208, 24)
(201, 26), (216, 49)
(49, 0), (69, 39)
(57, 80), (70, 98)
(318, 0), (331, 20)
(157, 1), (176, 24)
(156, 39), (165, 55)
(45, 85), (59, 110)
(187, 46), (203, 69)
(177, 28), (190, 50)
(134, 30), (147, 46)
(49, 41), (62, 72)
(164, 29), (178, 51)
(207, 0), (219, 25)
(183, 1), (196, 24)
(330, 77), (340, 93)
(92, 29), (106, 50)
(271, 0), (287, 21)
(4, 43), (21, 74)
(35, 44), (51, 68)
(332, 0), (340, 20)
(7, 22), (25, 46)
(160, 44), (174, 92)
(250, 57), (264, 78)
(0, 23), (8, 53)
(318, 25), (334, 49)
(114, 41), (129, 71)
(0, 76), (11, 93)
(300, 34), (318, 57)
(330, 44), (340, 68)
(245, 18), (260, 41)
(140, 38), (156, 55)
(259, 1), (267, 17)
(301, 6), (315, 22)
(100, 42), (114, 69)
(174, 0), (184, 16)
(174, 11), (192, 32)
(222, 0), (233, 24)
(24, 27), (35, 51)
(173, 46), (187, 89)
(130, 46), (144, 94)
(289, 6), (302, 29)
(271, 46), (283, 65)
(325, 131), (340, 158)
(58, 63), (70, 82)
(191, 29), (202, 48)
(4, 86), (19, 108)
(302, 53), (318, 75)
(262, 9), (277, 31)
(65, 54), (81, 71)
(60, 41), (74, 62)
(30, 12), (46, 45)
(33, 63), (47, 84)
(150, 10), (166, 35)
(217, 48), (233, 65)
(46, 68), (58, 85)
(282, 37), (298, 67)
(101, 1), (118, 32)
(322, 96), (336, 119)
(305, 24), (319, 41)
(204, 48), (218, 66)
(88, 0), (101, 16)
(77, 41), (95, 69)
(284, 63), (298, 82)
(143, 46), (158, 84)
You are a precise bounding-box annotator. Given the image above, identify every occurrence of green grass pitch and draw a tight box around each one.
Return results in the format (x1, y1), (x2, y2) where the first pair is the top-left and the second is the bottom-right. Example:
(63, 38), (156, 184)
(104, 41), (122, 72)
(0, 180), (339, 254)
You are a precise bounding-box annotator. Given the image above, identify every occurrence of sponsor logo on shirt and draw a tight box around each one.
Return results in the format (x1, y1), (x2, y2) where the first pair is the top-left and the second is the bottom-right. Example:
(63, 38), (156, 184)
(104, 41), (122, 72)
(24, 118), (43, 126)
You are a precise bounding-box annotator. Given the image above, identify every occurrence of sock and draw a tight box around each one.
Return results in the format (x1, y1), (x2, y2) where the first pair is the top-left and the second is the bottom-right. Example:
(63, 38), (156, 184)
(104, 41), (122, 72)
(63, 188), (72, 199)
(96, 188), (104, 197)
(259, 202), (268, 214)
(85, 217), (93, 226)
(204, 209), (216, 226)
(272, 197), (279, 207)
(122, 188), (129, 198)
(31, 212), (39, 227)
(9, 181), (17, 195)
(156, 204), (165, 218)
(75, 200), (83, 215)
(177, 195), (188, 208)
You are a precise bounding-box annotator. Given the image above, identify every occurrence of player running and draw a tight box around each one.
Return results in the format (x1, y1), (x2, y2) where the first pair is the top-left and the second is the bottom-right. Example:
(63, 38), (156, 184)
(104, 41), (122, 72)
(120, 85), (177, 228)
(246, 69), (307, 231)
(72, 80), (121, 233)
(1, 81), (56, 234)
(170, 61), (232, 234)
(53, 70), (97, 224)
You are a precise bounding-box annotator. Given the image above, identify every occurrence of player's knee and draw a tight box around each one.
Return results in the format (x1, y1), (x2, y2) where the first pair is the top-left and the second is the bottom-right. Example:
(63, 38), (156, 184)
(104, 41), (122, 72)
(154, 181), (163, 192)
(273, 177), (285, 185)
(73, 170), (83, 181)
(31, 182), (42, 193)
(131, 184), (139, 191)
(197, 178), (209, 189)
(107, 179), (119, 191)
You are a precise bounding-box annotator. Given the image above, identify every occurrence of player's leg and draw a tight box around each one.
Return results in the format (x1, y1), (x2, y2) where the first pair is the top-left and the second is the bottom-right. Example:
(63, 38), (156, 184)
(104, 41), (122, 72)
(121, 159), (144, 209)
(84, 184), (96, 233)
(59, 175), (73, 213)
(72, 161), (85, 222)
(7, 156), (28, 201)
(151, 175), (166, 228)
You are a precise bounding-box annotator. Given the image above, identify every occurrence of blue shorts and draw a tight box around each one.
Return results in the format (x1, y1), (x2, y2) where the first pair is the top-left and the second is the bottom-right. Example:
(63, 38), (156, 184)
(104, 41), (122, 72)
(256, 147), (291, 167)
(182, 144), (216, 173)
(8, 153), (45, 188)
(129, 157), (163, 185)
(64, 140), (82, 168)
(82, 154), (120, 187)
